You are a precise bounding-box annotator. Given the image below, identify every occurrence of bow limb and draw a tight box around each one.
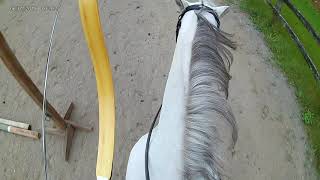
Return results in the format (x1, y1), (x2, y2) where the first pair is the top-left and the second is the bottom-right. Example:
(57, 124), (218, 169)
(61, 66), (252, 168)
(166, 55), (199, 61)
(78, 0), (115, 179)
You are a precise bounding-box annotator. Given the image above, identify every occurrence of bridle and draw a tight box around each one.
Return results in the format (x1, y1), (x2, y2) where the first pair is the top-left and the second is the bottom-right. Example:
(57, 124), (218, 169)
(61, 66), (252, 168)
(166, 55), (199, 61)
(145, 4), (221, 180)
(176, 4), (221, 41)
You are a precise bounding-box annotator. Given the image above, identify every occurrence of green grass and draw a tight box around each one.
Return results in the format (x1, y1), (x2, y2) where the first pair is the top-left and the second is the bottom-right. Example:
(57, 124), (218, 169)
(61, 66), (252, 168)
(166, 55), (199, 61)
(277, 0), (320, 69)
(235, 0), (320, 173)
(290, 0), (320, 33)
(303, 109), (316, 125)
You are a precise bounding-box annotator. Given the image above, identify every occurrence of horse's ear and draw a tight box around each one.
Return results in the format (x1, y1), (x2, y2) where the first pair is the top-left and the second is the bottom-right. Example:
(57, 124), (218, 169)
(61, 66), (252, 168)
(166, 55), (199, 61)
(175, 0), (230, 17)
(212, 6), (229, 17)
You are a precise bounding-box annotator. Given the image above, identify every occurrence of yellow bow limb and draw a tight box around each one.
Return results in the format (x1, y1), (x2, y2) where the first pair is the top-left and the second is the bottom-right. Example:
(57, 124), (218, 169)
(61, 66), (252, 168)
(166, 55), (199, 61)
(78, 0), (115, 179)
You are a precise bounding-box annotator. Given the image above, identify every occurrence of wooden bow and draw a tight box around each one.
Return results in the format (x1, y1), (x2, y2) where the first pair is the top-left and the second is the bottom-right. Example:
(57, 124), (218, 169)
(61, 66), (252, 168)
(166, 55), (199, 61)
(78, 0), (115, 179)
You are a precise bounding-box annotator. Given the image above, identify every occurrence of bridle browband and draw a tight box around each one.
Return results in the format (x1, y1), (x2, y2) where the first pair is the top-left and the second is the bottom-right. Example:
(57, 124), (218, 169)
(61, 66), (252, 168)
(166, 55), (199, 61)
(176, 4), (221, 41)
(144, 4), (222, 180)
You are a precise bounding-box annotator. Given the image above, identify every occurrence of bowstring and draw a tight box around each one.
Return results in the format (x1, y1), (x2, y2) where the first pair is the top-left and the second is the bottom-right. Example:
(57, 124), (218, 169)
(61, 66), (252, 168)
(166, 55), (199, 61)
(41, 1), (62, 179)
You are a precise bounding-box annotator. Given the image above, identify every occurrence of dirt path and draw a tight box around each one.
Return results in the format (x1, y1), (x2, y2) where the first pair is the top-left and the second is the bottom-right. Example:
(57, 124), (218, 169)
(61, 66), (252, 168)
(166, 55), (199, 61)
(223, 6), (317, 180)
(0, 0), (316, 179)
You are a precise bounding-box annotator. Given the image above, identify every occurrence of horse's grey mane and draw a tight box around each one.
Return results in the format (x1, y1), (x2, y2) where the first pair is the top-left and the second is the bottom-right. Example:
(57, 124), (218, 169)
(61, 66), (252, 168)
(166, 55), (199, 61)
(183, 11), (237, 180)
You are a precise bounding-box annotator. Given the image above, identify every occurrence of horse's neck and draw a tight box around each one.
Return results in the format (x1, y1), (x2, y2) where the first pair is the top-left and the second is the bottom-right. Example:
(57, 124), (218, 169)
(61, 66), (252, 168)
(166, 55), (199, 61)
(126, 10), (225, 180)
(156, 11), (197, 135)
(156, 11), (218, 144)
(146, 11), (199, 179)
(147, 9), (216, 179)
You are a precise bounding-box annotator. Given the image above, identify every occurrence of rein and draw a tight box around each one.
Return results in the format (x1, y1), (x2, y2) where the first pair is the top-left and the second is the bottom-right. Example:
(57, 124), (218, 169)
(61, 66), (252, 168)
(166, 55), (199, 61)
(176, 4), (221, 41)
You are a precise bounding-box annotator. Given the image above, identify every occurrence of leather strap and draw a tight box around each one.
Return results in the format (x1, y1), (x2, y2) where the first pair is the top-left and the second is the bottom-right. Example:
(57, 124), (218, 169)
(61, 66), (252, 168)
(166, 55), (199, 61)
(176, 4), (220, 41)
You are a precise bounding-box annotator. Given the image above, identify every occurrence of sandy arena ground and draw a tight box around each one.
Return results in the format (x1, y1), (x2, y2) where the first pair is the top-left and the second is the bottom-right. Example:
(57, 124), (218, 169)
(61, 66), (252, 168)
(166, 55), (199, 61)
(0, 0), (318, 179)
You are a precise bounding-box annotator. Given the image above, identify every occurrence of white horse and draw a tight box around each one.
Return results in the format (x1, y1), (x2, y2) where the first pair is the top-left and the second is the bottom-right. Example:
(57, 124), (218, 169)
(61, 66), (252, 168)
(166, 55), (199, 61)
(126, 0), (237, 179)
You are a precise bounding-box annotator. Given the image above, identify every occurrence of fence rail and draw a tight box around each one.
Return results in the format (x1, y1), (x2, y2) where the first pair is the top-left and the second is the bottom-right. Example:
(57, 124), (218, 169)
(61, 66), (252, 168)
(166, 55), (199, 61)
(267, 0), (320, 84)
(283, 0), (320, 45)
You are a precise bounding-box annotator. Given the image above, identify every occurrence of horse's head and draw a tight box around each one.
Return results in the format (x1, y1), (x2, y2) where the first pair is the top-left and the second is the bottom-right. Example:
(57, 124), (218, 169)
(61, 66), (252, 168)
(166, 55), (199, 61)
(175, 0), (229, 17)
